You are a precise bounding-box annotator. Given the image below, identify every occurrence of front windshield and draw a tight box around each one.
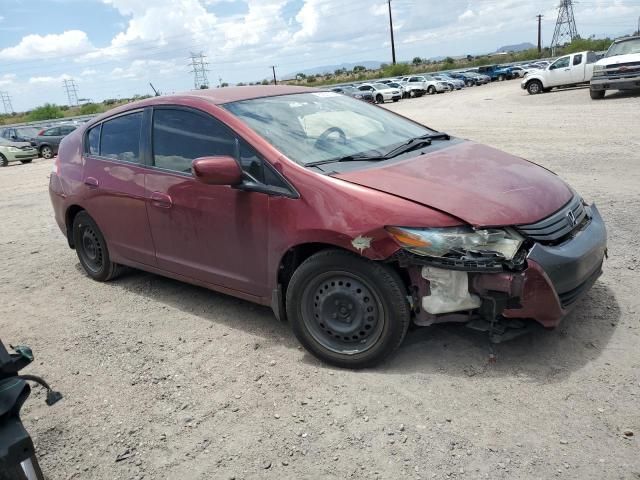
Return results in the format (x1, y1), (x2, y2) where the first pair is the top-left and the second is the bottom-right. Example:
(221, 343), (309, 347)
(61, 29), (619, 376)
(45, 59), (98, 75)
(224, 92), (434, 166)
(607, 38), (640, 57)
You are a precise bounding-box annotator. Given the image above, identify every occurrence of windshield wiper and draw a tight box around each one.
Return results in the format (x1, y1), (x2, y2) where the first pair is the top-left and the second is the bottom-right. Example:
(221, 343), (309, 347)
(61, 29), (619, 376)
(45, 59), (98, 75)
(305, 132), (450, 168)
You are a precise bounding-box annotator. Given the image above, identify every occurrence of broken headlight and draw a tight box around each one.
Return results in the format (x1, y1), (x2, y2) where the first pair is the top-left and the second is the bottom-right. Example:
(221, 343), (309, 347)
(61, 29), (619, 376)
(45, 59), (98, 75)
(386, 226), (524, 260)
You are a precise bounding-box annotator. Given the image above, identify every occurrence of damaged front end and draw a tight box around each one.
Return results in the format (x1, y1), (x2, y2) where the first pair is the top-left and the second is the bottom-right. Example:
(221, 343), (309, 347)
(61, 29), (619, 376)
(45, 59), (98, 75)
(385, 201), (608, 343)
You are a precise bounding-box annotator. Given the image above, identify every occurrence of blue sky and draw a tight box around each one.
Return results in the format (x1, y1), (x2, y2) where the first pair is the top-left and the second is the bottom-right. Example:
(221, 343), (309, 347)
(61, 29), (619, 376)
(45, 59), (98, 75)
(0, 0), (638, 111)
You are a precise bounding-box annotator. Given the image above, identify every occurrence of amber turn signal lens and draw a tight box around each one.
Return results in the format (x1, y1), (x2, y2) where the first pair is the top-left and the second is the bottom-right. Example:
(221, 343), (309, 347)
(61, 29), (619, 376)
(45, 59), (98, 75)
(386, 227), (431, 248)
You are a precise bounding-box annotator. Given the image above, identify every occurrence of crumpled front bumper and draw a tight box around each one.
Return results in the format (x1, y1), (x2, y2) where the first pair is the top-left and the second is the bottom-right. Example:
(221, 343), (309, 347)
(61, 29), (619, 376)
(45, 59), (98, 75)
(474, 205), (607, 328)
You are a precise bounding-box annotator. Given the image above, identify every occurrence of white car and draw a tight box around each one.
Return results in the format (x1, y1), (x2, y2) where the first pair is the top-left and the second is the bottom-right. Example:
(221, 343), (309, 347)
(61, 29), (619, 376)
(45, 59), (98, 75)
(400, 76), (448, 94)
(357, 83), (402, 103)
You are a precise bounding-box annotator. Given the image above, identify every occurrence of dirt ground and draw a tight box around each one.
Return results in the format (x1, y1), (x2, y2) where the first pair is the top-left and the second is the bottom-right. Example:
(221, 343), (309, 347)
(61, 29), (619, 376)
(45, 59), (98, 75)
(1, 82), (639, 480)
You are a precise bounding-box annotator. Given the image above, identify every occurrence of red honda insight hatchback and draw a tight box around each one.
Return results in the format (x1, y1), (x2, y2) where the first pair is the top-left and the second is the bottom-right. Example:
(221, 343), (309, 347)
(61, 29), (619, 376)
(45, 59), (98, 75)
(49, 86), (607, 368)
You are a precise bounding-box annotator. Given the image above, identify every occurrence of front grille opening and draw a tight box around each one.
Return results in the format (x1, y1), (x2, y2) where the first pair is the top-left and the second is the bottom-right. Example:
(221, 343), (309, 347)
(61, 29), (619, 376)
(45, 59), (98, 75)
(516, 196), (589, 245)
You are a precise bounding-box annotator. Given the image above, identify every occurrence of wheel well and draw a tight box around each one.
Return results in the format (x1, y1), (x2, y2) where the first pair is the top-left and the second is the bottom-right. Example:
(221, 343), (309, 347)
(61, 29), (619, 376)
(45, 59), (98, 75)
(39, 144), (51, 152)
(65, 205), (84, 248)
(277, 242), (409, 301)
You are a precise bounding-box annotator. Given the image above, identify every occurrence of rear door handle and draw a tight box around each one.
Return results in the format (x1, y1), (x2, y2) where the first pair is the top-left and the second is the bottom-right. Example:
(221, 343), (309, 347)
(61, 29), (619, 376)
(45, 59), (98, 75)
(84, 177), (99, 189)
(150, 192), (172, 208)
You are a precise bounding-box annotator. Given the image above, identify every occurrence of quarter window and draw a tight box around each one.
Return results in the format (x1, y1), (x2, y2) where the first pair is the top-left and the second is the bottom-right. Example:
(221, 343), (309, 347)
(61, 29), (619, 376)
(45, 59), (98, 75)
(100, 112), (142, 163)
(86, 125), (100, 155)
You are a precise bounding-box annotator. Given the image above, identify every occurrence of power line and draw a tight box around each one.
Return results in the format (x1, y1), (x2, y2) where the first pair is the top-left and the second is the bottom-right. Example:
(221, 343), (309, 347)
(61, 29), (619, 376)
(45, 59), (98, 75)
(551, 0), (579, 55)
(62, 78), (79, 106)
(0, 92), (14, 114)
(189, 51), (210, 89)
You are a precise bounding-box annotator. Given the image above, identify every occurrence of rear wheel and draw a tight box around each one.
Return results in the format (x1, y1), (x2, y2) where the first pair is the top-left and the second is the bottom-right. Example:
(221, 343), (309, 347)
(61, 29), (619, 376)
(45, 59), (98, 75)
(590, 88), (605, 100)
(527, 80), (543, 95)
(0, 154), (7, 167)
(286, 250), (410, 369)
(40, 145), (53, 159)
(72, 211), (123, 282)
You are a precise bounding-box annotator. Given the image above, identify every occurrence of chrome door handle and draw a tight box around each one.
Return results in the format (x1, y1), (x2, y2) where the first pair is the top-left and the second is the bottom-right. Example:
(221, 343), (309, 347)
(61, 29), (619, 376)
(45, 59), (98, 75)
(84, 177), (99, 189)
(150, 192), (172, 208)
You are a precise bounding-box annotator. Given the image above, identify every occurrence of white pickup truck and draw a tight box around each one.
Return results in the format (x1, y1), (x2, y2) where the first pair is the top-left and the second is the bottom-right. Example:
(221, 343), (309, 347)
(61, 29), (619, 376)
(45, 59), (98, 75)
(521, 51), (598, 95)
(590, 36), (640, 99)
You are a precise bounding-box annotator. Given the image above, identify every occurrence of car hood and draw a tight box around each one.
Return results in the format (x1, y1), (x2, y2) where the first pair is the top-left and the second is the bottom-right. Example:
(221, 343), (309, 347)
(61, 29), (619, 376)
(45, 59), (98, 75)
(0, 140), (33, 148)
(333, 140), (573, 227)
(596, 53), (640, 65)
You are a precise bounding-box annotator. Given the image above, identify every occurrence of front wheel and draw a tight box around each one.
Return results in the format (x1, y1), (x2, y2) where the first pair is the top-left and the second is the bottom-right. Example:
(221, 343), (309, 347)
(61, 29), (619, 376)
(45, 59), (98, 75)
(0, 154), (8, 167)
(72, 211), (123, 282)
(375, 94), (384, 104)
(527, 80), (543, 95)
(590, 89), (605, 100)
(392, 98), (399, 102)
(286, 250), (410, 369)
(427, 86), (436, 95)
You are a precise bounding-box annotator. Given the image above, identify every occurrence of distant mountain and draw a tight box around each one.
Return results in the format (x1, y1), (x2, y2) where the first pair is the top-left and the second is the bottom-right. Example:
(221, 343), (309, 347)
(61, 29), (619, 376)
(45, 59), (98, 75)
(283, 61), (383, 79)
(496, 42), (535, 53)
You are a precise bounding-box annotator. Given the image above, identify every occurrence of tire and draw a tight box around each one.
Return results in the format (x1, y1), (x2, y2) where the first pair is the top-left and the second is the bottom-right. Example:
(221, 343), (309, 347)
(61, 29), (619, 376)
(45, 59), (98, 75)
(286, 250), (410, 369)
(590, 89), (605, 100)
(0, 154), (7, 167)
(20, 159), (33, 164)
(392, 98), (399, 102)
(409, 89), (416, 98)
(375, 94), (384, 104)
(72, 211), (123, 282)
(498, 74), (505, 81)
(527, 80), (543, 95)
(40, 145), (54, 159)
(427, 86), (436, 95)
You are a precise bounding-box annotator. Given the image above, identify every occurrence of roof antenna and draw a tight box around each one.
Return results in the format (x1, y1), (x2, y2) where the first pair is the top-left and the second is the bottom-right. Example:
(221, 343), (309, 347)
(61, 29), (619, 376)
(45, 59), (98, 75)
(149, 82), (161, 97)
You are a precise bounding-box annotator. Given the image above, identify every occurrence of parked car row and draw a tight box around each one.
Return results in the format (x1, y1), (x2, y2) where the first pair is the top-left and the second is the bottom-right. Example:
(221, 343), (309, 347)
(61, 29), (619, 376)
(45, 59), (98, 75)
(0, 123), (77, 165)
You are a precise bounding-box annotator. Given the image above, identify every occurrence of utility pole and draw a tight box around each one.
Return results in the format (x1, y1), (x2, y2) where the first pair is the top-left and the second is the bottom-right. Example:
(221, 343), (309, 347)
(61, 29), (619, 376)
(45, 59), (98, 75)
(62, 79), (79, 106)
(388, 0), (397, 65)
(0, 92), (13, 114)
(189, 52), (210, 89)
(271, 66), (278, 85)
(551, 0), (579, 55)
(536, 14), (543, 54)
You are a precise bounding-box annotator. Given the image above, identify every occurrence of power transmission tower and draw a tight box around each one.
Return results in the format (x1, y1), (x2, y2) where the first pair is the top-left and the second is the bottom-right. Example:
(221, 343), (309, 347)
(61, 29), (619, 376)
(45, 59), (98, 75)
(63, 79), (79, 106)
(387, 0), (397, 65)
(189, 52), (210, 89)
(536, 14), (543, 54)
(0, 91), (13, 114)
(550, 0), (578, 55)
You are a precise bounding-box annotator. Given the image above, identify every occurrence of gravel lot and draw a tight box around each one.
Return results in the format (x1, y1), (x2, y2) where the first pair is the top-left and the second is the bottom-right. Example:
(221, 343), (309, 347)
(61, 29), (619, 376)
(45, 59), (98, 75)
(1, 82), (639, 480)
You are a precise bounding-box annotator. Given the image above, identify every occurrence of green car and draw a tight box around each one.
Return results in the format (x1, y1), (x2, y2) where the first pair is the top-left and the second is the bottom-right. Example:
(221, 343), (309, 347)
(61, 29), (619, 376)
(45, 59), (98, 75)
(0, 137), (39, 166)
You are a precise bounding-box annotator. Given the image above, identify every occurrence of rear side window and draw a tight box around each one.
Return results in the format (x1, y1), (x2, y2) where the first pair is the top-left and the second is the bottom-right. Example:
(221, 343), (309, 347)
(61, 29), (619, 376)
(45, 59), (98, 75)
(86, 125), (100, 155)
(44, 127), (60, 136)
(573, 54), (583, 66)
(100, 112), (142, 163)
(152, 109), (235, 173)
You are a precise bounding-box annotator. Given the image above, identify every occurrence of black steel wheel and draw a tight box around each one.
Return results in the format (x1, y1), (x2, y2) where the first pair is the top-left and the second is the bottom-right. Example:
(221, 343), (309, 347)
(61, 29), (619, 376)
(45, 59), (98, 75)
(286, 250), (410, 369)
(72, 211), (122, 281)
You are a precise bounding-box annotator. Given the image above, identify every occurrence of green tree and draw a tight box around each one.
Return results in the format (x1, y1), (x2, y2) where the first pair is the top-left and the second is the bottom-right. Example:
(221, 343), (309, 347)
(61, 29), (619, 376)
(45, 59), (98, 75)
(443, 57), (455, 65)
(412, 56), (423, 65)
(27, 103), (64, 121)
(261, 79), (270, 85)
(306, 76), (316, 83)
(79, 103), (101, 115)
(220, 82), (229, 87)
(296, 73), (306, 80)
(352, 65), (366, 73)
(382, 63), (411, 77)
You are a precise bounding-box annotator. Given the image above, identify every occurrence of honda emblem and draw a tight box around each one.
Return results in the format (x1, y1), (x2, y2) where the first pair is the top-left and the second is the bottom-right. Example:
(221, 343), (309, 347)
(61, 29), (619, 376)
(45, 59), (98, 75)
(566, 210), (577, 227)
